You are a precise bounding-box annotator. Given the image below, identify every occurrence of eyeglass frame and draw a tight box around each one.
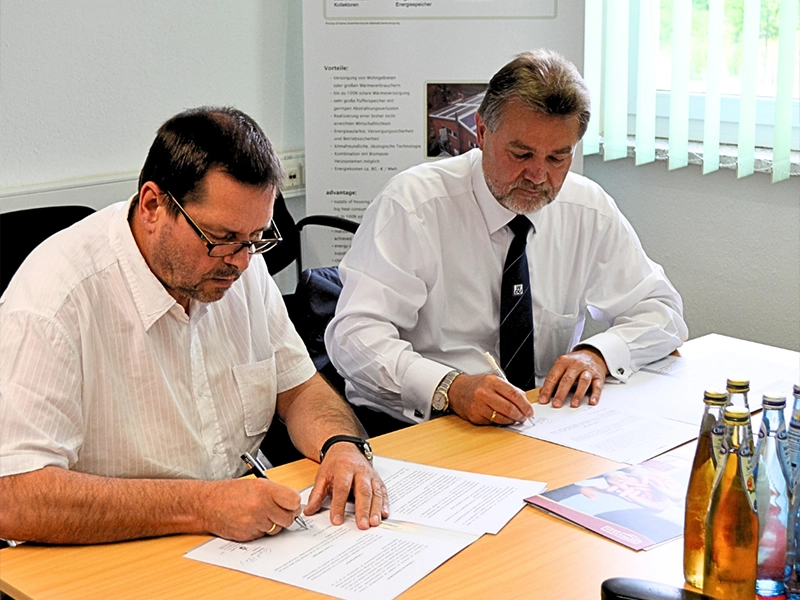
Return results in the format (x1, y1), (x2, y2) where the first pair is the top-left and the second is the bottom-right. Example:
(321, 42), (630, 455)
(163, 190), (282, 257)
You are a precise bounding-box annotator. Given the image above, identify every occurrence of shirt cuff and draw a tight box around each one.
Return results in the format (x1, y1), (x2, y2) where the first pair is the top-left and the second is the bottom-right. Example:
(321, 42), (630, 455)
(401, 358), (453, 422)
(574, 332), (632, 382)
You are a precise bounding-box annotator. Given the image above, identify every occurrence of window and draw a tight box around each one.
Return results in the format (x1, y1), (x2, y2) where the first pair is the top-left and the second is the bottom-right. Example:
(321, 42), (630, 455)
(583, 0), (799, 183)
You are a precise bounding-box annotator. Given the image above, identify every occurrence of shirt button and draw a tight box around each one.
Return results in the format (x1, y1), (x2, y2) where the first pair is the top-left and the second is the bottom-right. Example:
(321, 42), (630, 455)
(617, 368), (625, 375)
(213, 442), (224, 454)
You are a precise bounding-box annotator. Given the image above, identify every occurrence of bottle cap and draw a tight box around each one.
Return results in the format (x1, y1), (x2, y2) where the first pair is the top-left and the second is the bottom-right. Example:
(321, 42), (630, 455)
(723, 406), (750, 425)
(794, 383), (799, 397)
(703, 390), (728, 405)
(762, 394), (786, 409)
(726, 378), (750, 393)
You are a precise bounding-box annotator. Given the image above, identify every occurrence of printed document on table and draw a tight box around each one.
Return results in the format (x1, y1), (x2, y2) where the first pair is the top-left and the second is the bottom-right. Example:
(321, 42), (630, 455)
(185, 511), (477, 600)
(642, 351), (799, 401)
(509, 403), (698, 465)
(301, 456), (546, 535)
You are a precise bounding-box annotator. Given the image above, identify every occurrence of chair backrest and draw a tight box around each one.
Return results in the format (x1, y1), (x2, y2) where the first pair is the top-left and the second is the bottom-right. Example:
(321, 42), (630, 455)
(1, 204), (95, 295)
(288, 266), (346, 396)
(263, 191), (359, 279)
(263, 191), (301, 276)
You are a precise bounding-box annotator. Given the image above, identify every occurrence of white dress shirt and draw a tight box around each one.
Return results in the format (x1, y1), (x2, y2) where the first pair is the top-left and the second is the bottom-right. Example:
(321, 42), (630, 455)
(0, 198), (316, 480)
(326, 150), (687, 424)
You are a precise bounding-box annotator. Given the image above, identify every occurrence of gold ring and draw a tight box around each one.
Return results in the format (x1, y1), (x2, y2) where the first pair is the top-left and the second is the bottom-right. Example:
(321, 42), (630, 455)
(267, 523), (277, 534)
(490, 410), (497, 422)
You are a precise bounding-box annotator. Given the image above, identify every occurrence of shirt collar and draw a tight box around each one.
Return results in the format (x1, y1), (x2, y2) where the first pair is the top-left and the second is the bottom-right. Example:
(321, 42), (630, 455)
(109, 195), (188, 330)
(470, 150), (537, 235)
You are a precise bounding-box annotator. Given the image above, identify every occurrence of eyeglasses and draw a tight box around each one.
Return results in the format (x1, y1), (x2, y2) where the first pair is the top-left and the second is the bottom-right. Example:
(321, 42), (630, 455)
(164, 191), (282, 257)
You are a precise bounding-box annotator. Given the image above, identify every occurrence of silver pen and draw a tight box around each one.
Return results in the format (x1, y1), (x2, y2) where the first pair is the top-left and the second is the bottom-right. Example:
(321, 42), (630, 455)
(241, 451), (310, 531)
(483, 352), (536, 426)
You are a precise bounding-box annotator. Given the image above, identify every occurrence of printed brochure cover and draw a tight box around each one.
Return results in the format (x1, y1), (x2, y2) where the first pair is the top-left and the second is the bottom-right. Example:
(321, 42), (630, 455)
(525, 446), (693, 551)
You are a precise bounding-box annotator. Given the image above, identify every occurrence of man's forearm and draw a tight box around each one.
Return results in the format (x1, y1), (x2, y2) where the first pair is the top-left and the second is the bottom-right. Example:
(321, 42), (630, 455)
(280, 373), (365, 460)
(0, 466), (209, 544)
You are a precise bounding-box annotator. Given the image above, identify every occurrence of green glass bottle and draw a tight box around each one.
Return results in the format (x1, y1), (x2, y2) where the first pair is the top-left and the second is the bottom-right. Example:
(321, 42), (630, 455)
(683, 390), (729, 589)
(703, 406), (758, 600)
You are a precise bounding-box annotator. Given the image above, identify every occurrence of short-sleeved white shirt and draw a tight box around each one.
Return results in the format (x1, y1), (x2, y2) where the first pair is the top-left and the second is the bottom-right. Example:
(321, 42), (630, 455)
(0, 197), (316, 480)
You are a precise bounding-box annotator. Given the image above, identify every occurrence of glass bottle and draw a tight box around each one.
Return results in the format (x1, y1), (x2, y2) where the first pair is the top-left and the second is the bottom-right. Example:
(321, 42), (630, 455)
(703, 406), (758, 600)
(727, 378), (751, 412)
(755, 393), (791, 597)
(783, 384), (800, 599)
(683, 389), (729, 589)
(787, 383), (800, 487)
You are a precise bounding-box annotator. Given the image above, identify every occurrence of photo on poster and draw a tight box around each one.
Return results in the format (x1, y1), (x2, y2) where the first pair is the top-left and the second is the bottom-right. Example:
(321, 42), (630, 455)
(426, 82), (487, 158)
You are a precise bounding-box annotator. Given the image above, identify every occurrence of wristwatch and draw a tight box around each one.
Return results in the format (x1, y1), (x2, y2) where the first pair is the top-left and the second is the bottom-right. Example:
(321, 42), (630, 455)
(319, 435), (374, 463)
(431, 369), (463, 414)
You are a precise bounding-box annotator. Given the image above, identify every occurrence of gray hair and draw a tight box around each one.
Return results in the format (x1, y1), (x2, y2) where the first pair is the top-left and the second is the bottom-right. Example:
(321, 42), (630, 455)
(477, 49), (591, 140)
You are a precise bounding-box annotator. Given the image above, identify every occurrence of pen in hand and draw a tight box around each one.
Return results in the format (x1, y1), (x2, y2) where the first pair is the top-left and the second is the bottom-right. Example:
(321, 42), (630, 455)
(483, 352), (535, 426)
(241, 451), (309, 531)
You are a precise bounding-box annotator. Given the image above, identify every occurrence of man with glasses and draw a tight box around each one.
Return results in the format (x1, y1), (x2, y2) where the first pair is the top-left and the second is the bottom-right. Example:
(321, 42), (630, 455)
(0, 107), (388, 545)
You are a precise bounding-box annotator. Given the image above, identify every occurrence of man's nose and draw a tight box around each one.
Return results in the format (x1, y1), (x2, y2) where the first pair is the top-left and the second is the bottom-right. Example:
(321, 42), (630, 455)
(524, 158), (547, 184)
(223, 247), (252, 271)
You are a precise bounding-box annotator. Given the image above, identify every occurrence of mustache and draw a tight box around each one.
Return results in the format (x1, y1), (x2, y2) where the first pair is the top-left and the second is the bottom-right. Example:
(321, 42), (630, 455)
(203, 267), (244, 280)
(513, 181), (551, 193)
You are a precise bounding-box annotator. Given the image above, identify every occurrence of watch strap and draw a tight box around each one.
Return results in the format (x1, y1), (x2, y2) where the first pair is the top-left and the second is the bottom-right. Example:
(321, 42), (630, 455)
(319, 434), (373, 463)
(432, 369), (463, 413)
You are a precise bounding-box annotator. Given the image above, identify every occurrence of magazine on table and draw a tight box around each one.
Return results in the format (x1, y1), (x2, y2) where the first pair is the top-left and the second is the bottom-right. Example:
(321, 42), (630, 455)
(525, 445), (694, 551)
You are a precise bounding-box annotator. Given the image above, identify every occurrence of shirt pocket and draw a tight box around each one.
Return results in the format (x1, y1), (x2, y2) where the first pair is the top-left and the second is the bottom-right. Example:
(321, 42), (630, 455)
(233, 357), (277, 437)
(535, 308), (582, 376)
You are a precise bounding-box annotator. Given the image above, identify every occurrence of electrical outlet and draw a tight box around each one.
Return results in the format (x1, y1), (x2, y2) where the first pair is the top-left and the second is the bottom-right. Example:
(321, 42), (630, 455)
(279, 151), (305, 193)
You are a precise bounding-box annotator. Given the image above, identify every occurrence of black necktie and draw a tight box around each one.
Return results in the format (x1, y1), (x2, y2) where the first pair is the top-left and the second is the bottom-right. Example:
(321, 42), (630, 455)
(500, 215), (535, 390)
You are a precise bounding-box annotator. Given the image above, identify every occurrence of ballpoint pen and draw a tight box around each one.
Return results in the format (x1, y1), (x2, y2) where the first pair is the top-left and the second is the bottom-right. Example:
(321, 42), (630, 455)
(241, 451), (310, 531)
(483, 351), (536, 426)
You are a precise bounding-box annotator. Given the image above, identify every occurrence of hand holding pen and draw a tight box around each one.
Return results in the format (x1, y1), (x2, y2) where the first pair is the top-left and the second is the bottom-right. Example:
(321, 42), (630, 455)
(483, 352), (536, 427)
(241, 451), (310, 532)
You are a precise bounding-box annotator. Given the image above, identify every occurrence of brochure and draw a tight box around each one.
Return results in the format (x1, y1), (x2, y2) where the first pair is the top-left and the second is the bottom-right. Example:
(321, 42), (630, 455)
(525, 446), (694, 551)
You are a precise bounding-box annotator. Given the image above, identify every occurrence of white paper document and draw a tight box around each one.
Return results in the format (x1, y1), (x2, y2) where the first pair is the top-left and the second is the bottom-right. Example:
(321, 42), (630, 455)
(187, 457), (543, 599)
(510, 402), (699, 465)
(185, 512), (477, 600)
(642, 351), (799, 401)
(300, 456), (546, 535)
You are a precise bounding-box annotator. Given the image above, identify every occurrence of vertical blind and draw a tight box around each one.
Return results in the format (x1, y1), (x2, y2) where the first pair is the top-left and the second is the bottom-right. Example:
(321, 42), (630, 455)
(583, 0), (799, 184)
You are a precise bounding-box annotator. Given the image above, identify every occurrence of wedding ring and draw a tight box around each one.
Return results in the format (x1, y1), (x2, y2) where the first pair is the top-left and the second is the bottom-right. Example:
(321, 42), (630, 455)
(267, 523), (278, 534)
(490, 410), (497, 422)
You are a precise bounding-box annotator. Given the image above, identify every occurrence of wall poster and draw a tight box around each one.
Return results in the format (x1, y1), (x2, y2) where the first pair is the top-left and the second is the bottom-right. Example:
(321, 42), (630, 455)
(302, 0), (584, 267)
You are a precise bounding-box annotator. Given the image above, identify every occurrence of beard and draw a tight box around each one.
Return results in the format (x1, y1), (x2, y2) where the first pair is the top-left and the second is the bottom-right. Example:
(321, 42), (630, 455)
(149, 224), (244, 305)
(485, 176), (556, 215)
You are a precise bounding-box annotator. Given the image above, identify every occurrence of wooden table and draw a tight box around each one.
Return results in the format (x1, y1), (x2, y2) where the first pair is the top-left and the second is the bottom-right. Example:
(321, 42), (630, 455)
(0, 409), (687, 599)
(1, 334), (796, 599)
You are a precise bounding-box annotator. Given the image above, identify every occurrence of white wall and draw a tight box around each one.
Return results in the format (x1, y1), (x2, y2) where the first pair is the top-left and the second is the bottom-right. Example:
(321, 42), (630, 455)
(1, 0), (798, 352)
(584, 155), (800, 352)
(0, 0), (304, 206)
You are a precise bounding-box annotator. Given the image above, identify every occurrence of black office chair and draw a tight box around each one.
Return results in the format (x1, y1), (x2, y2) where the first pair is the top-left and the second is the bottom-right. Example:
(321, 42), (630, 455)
(0, 205), (95, 295)
(260, 192), (360, 466)
(601, 578), (715, 599)
(264, 191), (359, 280)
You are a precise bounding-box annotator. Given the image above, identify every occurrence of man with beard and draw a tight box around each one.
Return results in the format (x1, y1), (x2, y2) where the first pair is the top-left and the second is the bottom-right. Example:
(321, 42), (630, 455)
(0, 107), (388, 545)
(325, 50), (687, 435)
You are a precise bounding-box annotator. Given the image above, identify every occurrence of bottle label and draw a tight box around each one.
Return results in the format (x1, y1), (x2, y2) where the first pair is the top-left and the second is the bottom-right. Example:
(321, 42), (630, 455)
(788, 421), (800, 491)
(737, 443), (758, 513)
(711, 423), (725, 468)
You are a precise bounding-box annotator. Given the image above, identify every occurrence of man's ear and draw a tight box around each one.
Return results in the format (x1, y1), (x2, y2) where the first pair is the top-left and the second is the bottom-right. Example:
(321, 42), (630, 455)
(137, 182), (166, 232)
(475, 112), (487, 149)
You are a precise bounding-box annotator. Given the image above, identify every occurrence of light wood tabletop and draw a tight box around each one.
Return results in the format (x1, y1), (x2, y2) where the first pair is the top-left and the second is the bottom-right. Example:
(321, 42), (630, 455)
(0, 397), (687, 600)
(2, 334), (796, 599)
